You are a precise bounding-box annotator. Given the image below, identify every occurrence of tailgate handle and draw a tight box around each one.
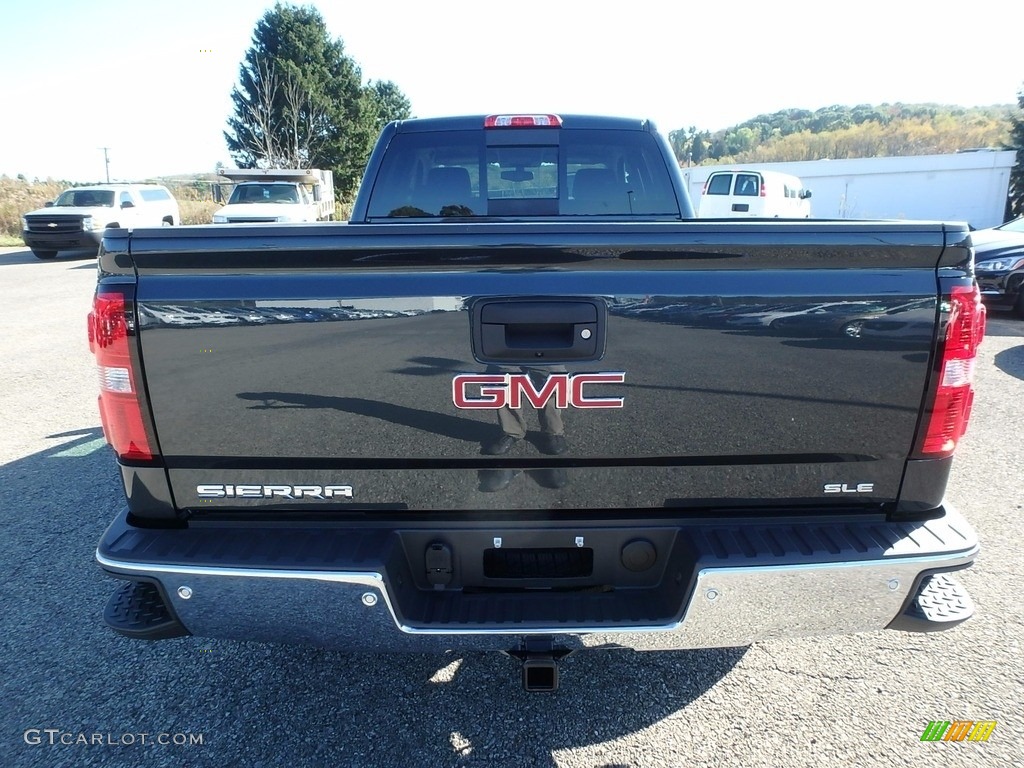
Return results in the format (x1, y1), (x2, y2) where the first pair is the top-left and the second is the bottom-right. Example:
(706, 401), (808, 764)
(472, 299), (606, 363)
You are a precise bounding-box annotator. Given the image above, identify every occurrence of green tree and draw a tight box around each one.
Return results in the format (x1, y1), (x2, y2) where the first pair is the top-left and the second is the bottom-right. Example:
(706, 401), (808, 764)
(690, 131), (709, 164)
(224, 3), (392, 197)
(667, 126), (706, 166)
(667, 128), (687, 163)
(367, 80), (412, 132)
(1008, 86), (1024, 219)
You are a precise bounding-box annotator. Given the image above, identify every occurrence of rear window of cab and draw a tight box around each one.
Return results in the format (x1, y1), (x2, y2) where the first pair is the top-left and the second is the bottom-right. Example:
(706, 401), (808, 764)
(366, 129), (679, 219)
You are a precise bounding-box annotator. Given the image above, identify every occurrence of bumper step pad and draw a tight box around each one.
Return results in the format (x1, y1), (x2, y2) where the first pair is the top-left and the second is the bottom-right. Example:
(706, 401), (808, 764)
(104, 580), (189, 640)
(888, 572), (975, 633)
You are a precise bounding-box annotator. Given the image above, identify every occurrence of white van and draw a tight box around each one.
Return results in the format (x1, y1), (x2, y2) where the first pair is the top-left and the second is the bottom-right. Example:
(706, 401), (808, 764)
(698, 170), (812, 218)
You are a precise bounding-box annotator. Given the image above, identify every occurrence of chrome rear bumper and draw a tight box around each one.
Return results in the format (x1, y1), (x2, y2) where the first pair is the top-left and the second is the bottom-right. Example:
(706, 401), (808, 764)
(97, 504), (978, 651)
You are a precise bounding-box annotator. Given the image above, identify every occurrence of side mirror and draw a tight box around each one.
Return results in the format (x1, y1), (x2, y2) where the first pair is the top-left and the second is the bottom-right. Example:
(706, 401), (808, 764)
(800, 189), (813, 200)
(44, 201), (54, 207)
(312, 187), (321, 202)
(120, 200), (135, 209)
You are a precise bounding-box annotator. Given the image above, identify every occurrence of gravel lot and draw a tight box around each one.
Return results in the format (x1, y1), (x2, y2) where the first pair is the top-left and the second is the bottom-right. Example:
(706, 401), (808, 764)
(1, 245), (1021, 768)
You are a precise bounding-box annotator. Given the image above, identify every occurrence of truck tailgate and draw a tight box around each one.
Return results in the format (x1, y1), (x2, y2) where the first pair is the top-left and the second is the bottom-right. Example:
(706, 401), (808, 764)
(125, 221), (952, 514)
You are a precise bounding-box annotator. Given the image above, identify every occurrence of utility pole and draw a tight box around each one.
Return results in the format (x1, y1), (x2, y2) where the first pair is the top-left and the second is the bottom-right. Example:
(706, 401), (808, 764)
(99, 147), (111, 182)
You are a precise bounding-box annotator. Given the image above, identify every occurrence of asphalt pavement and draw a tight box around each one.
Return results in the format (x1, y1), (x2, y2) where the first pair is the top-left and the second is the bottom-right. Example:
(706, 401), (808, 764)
(0, 245), (1021, 768)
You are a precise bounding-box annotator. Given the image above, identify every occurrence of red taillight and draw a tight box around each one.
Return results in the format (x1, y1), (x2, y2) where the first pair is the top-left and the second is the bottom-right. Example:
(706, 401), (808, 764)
(759, 178), (766, 197)
(89, 291), (154, 461)
(918, 284), (986, 457)
(484, 114), (563, 128)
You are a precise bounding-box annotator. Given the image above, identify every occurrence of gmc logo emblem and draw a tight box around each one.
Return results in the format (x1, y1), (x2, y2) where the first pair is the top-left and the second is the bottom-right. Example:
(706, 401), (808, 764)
(453, 372), (625, 410)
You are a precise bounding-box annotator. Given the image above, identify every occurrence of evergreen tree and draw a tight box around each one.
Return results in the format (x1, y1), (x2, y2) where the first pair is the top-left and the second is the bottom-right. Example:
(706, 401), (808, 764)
(224, 3), (407, 197)
(367, 80), (412, 132)
(1008, 86), (1024, 219)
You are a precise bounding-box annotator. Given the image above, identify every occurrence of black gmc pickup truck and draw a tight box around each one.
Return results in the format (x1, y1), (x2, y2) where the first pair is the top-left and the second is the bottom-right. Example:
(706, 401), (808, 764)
(92, 114), (985, 691)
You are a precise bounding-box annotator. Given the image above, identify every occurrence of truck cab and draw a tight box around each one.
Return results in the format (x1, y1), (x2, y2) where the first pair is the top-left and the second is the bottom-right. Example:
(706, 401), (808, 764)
(352, 114), (692, 222)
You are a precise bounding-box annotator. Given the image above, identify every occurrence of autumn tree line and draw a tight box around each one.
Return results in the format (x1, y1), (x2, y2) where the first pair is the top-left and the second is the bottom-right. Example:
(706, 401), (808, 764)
(668, 104), (1014, 165)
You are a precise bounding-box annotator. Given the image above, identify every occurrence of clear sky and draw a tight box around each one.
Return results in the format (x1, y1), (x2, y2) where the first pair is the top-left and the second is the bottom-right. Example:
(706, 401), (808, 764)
(0, 0), (1019, 182)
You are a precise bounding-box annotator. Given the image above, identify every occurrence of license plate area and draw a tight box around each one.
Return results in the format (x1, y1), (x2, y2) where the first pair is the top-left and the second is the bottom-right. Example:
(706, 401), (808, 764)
(483, 547), (594, 579)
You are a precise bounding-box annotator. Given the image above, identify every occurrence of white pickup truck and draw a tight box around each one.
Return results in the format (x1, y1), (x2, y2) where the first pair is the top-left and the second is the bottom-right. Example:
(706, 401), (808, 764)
(212, 169), (335, 224)
(22, 183), (179, 259)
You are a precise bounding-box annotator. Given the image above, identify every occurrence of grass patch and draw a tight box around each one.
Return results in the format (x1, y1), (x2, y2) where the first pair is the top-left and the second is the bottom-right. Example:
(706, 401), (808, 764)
(0, 177), (66, 240)
(179, 200), (220, 225)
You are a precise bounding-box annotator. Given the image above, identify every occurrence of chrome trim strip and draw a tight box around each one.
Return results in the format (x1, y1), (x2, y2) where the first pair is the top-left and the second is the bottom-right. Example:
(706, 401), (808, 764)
(96, 551), (386, 584)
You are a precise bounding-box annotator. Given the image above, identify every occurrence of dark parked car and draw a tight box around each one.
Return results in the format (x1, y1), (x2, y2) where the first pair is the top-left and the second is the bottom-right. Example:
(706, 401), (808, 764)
(974, 215), (1024, 317)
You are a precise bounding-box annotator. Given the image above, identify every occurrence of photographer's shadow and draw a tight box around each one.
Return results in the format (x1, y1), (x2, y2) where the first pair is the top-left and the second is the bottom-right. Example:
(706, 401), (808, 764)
(477, 466), (569, 493)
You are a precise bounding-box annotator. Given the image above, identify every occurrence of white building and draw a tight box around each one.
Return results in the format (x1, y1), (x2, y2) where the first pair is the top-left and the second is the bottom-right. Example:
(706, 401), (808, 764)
(683, 150), (1016, 229)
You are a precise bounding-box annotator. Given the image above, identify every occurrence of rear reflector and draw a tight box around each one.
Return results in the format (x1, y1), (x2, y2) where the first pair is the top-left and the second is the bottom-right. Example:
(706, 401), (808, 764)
(88, 292), (154, 461)
(484, 114), (563, 128)
(919, 284), (985, 457)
